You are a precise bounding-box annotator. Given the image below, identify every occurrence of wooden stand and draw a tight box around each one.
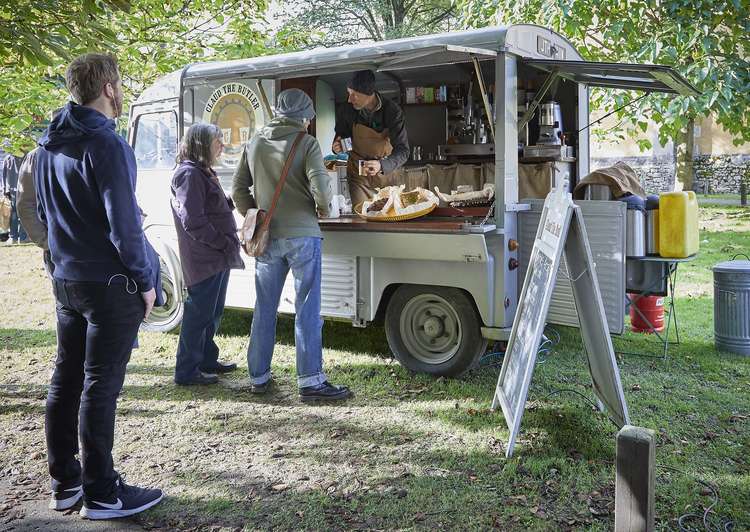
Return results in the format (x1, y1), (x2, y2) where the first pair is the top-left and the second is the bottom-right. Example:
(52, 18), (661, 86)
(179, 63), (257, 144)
(615, 426), (656, 532)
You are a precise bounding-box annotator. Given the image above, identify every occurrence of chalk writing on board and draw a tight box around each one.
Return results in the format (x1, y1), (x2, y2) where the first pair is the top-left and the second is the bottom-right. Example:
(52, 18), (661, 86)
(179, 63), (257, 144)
(503, 249), (553, 414)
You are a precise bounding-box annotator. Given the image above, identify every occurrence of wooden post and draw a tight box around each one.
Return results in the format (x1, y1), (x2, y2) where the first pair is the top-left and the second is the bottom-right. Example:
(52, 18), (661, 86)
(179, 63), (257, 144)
(615, 425), (656, 532)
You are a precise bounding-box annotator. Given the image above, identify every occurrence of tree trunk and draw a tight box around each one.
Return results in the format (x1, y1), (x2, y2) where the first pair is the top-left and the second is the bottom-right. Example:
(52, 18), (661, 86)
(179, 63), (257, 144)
(673, 118), (694, 192)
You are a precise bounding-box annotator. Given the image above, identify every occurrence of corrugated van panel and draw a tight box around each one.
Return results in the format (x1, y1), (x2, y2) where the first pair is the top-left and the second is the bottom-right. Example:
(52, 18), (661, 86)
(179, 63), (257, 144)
(518, 200), (625, 334)
(226, 255), (357, 320)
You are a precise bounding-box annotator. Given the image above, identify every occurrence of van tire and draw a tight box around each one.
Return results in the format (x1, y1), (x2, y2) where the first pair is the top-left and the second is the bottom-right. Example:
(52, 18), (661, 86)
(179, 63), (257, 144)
(141, 254), (184, 333)
(385, 285), (487, 377)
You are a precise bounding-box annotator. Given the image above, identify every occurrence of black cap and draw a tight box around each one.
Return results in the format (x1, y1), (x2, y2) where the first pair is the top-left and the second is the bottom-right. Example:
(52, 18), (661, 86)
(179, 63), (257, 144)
(347, 70), (376, 95)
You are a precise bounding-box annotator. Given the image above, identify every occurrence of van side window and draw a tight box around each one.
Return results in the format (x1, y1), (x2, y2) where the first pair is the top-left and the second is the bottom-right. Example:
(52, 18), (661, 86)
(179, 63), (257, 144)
(133, 112), (178, 169)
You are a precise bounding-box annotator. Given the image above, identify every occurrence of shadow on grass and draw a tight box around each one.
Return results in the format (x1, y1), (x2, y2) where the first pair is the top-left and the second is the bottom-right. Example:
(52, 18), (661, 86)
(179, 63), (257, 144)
(0, 328), (57, 350)
(0, 398), (164, 419)
(218, 308), (390, 356)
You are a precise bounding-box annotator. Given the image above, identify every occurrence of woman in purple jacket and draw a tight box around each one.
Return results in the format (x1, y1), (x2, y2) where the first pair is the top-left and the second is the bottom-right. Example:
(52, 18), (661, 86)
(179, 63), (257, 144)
(171, 124), (244, 385)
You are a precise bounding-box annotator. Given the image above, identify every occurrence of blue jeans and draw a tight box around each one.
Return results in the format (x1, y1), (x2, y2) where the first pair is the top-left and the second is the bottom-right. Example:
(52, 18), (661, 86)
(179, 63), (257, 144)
(248, 237), (326, 388)
(175, 269), (231, 383)
(9, 192), (27, 242)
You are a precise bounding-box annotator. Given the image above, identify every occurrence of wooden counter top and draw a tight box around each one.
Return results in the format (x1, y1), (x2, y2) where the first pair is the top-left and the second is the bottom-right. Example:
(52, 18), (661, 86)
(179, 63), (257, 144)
(319, 215), (473, 234)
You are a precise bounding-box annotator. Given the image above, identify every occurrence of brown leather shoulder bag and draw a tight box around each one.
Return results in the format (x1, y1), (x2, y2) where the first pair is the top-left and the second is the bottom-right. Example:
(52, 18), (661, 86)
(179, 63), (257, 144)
(240, 131), (305, 257)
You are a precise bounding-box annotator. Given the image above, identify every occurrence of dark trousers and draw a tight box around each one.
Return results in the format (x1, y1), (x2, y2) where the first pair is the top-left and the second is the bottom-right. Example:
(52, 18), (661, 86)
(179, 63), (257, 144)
(174, 269), (231, 383)
(45, 279), (144, 499)
(9, 191), (27, 242)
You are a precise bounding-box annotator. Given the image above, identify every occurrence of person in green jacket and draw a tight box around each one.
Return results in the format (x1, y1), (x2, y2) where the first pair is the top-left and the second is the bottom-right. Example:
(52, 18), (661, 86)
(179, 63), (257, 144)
(232, 88), (352, 402)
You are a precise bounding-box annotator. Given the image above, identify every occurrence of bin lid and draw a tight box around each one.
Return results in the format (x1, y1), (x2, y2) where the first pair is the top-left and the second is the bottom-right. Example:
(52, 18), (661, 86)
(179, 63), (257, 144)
(713, 259), (750, 274)
(645, 195), (659, 210)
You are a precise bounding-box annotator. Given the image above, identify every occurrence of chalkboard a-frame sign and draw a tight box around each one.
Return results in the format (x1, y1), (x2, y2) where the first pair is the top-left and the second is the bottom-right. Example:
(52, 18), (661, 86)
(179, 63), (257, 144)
(492, 186), (630, 458)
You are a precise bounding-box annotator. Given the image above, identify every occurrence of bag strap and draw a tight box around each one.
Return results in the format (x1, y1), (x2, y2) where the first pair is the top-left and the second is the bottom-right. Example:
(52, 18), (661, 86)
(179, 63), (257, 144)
(262, 131), (306, 227)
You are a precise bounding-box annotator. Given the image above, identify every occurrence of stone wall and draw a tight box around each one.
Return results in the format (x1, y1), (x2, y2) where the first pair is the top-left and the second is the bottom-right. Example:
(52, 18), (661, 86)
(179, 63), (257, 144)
(591, 154), (750, 194)
(591, 155), (675, 193)
(693, 154), (750, 194)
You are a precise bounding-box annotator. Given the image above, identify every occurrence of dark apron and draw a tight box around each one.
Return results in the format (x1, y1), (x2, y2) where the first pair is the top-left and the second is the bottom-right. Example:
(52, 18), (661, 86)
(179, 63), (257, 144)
(347, 123), (395, 207)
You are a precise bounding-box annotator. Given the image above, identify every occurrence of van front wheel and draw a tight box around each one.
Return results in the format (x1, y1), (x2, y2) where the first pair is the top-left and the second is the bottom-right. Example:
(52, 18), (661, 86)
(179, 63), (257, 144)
(385, 285), (487, 377)
(141, 256), (184, 332)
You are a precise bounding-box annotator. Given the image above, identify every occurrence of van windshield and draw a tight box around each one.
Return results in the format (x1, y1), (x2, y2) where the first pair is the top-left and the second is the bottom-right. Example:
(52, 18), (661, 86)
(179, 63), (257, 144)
(134, 111), (178, 170)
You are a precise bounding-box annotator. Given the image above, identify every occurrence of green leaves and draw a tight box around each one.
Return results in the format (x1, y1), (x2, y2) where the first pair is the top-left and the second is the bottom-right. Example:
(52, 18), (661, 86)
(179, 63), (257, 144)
(457, 0), (750, 150)
(1, 0), (270, 152)
(0, 0), (126, 68)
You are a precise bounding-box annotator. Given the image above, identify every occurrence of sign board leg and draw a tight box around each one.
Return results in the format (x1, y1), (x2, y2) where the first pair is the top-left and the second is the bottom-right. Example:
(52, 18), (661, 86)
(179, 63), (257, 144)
(564, 209), (630, 427)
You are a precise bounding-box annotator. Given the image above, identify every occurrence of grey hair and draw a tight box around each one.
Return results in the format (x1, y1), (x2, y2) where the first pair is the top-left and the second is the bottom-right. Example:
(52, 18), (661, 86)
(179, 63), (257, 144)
(177, 123), (222, 167)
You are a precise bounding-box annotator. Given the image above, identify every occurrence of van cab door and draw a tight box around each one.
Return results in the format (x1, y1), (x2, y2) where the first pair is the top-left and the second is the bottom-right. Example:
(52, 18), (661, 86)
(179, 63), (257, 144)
(130, 106), (180, 227)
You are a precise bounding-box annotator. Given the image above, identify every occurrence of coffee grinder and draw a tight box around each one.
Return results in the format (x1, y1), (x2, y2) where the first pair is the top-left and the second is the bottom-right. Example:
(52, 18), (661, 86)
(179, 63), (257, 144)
(537, 102), (563, 145)
(522, 100), (571, 159)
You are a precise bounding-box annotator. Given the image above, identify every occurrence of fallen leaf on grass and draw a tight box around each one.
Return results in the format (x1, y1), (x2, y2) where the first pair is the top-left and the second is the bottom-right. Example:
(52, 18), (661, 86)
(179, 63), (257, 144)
(488, 437), (505, 454)
(631, 384), (641, 391)
(271, 483), (289, 492)
(589, 506), (610, 517)
(567, 448), (584, 461)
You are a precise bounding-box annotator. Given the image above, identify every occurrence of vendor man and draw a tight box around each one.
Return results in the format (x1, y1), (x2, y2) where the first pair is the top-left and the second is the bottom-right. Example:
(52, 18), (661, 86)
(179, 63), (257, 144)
(332, 70), (409, 206)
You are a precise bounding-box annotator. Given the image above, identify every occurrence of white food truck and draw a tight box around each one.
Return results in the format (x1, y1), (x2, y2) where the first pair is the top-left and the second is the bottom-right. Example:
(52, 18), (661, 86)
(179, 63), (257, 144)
(129, 24), (697, 376)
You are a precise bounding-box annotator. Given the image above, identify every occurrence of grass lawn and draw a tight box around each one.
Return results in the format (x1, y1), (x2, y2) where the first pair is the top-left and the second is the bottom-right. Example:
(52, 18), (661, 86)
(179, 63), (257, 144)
(697, 194), (742, 200)
(1, 206), (749, 531)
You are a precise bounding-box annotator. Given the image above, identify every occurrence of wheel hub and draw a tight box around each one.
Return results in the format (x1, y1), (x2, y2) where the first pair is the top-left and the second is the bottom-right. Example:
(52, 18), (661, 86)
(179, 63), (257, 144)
(398, 294), (463, 365)
(423, 316), (445, 338)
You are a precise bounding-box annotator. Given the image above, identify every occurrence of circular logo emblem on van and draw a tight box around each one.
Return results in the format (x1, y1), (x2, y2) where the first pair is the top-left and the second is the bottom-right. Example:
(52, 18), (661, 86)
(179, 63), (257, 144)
(203, 83), (263, 167)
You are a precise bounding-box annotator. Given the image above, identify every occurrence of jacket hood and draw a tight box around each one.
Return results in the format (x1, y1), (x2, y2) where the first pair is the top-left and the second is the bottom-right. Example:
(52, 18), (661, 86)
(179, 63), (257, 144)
(258, 117), (306, 140)
(39, 101), (115, 148)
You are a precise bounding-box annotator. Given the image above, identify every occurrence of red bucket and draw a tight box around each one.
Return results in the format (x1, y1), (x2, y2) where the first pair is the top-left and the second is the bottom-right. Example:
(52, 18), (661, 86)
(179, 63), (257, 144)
(629, 294), (665, 333)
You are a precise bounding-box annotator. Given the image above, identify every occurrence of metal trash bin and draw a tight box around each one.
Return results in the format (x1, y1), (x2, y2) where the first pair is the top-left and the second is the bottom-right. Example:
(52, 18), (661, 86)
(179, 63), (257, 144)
(713, 255), (750, 356)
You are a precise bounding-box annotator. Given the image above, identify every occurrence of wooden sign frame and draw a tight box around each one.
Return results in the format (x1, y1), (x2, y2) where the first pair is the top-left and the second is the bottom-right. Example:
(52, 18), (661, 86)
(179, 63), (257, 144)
(492, 187), (630, 458)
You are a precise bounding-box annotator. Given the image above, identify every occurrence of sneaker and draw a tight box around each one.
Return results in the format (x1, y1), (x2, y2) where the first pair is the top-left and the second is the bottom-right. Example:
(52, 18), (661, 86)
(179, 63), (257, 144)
(49, 479), (83, 511)
(175, 372), (219, 386)
(299, 381), (352, 403)
(201, 360), (237, 374)
(80, 476), (163, 520)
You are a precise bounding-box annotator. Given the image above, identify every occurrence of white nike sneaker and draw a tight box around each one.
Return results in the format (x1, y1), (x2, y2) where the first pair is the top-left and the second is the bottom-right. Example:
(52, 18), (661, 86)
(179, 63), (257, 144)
(49, 480), (83, 510)
(79, 476), (163, 520)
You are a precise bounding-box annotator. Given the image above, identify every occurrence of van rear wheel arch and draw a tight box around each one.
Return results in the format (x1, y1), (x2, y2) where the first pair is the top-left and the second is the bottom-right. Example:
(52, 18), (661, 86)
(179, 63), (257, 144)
(384, 284), (487, 377)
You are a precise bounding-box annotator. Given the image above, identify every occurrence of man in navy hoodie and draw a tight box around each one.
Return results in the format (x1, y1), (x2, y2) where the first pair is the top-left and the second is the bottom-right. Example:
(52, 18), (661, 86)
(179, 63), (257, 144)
(35, 53), (163, 520)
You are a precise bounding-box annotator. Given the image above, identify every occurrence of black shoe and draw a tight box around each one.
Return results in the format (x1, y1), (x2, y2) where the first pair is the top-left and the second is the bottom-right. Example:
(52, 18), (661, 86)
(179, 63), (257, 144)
(250, 378), (273, 395)
(49, 479), (83, 510)
(175, 372), (219, 386)
(80, 476), (163, 520)
(299, 381), (352, 403)
(201, 360), (237, 374)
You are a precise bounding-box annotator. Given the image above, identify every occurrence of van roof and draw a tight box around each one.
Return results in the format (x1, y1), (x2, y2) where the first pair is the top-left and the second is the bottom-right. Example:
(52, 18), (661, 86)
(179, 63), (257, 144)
(136, 24), (581, 102)
(185, 24), (581, 81)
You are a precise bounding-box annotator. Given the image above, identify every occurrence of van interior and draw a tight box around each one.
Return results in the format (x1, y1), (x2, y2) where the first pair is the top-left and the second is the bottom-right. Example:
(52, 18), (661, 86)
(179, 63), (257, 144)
(278, 57), (582, 209)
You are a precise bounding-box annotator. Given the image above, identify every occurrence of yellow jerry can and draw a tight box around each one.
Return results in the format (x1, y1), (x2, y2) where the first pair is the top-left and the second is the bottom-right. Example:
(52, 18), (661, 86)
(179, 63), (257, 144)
(658, 191), (699, 258)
